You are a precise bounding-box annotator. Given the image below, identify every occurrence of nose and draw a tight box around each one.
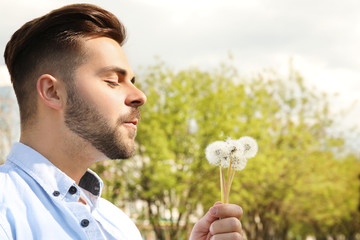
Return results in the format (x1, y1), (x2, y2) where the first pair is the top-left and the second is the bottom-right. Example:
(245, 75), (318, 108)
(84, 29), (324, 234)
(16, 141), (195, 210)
(125, 84), (147, 108)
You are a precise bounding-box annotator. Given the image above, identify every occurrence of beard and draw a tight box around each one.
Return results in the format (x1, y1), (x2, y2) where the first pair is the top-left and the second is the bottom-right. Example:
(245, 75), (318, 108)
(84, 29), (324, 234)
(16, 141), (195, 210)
(64, 85), (140, 159)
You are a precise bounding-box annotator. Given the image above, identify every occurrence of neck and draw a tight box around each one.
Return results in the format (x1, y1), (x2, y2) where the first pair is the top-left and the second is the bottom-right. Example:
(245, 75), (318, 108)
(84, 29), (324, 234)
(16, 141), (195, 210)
(20, 124), (105, 184)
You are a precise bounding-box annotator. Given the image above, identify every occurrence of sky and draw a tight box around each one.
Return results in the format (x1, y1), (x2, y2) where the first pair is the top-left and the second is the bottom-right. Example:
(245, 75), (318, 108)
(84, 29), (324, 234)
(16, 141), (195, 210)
(0, 0), (359, 152)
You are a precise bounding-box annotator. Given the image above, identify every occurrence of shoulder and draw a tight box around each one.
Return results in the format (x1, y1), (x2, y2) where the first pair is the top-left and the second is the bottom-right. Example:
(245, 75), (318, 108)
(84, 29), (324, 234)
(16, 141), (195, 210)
(0, 161), (18, 199)
(0, 190), (13, 240)
(0, 161), (28, 224)
(0, 161), (27, 197)
(0, 161), (38, 221)
(0, 214), (12, 240)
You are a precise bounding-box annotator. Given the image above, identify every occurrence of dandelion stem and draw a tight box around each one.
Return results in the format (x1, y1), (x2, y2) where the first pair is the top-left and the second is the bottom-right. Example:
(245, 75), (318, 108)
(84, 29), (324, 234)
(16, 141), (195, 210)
(226, 168), (236, 202)
(219, 167), (224, 203)
(222, 168), (226, 202)
(224, 157), (234, 203)
(229, 168), (236, 187)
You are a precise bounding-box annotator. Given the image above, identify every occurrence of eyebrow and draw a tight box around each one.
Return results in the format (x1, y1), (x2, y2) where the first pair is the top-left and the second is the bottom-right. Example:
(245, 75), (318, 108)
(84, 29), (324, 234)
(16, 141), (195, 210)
(96, 66), (135, 83)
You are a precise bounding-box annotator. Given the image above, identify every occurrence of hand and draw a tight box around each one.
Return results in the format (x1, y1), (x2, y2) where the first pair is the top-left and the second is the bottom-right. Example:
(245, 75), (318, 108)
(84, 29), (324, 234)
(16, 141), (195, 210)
(189, 202), (244, 240)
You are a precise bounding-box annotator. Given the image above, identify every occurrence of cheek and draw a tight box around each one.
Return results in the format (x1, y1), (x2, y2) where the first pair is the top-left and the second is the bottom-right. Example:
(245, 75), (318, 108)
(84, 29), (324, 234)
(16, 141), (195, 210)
(91, 89), (127, 121)
(75, 77), (127, 120)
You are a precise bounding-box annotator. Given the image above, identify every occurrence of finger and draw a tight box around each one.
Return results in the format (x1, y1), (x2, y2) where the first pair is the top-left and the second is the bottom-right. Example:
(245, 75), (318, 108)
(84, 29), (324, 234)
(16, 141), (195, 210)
(194, 202), (226, 234)
(209, 203), (243, 219)
(210, 232), (243, 240)
(210, 217), (242, 235)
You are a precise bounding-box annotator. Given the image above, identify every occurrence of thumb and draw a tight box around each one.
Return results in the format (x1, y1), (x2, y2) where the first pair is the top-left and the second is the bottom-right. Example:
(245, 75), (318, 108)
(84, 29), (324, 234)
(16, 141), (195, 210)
(198, 202), (223, 230)
(189, 202), (223, 240)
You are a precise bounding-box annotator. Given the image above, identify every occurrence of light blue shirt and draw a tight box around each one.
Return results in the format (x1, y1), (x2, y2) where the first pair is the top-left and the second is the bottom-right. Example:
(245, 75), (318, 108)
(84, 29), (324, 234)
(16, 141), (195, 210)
(0, 142), (142, 240)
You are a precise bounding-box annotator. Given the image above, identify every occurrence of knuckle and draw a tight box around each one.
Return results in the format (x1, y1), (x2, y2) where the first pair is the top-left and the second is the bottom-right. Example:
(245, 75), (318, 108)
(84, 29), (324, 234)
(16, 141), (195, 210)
(230, 204), (243, 217)
(229, 217), (241, 229)
(234, 232), (243, 240)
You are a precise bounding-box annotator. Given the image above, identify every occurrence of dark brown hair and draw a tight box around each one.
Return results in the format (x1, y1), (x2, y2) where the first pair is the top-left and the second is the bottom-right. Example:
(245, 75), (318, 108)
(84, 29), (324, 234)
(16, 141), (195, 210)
(4, 3), (126, 127)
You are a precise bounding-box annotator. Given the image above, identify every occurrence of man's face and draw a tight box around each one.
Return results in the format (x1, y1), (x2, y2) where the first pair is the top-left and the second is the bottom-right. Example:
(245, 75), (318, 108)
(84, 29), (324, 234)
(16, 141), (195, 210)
(64, 37), (146, 159)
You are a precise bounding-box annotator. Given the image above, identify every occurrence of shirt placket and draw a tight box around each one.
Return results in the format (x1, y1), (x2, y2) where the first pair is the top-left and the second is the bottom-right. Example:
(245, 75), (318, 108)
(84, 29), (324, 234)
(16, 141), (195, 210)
(61, 184), (106, 239)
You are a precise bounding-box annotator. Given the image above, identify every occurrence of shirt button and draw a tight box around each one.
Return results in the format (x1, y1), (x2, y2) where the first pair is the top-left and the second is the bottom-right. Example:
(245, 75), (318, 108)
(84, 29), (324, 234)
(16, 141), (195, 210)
(68, 186), (77, 195)
(81, 219), (89, 227)
(53, 191), (60, 197)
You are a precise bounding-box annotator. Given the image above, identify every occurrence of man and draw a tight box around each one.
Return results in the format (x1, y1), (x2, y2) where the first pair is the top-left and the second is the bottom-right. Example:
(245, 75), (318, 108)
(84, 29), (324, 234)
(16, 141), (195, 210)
(0, 4), (244, 239)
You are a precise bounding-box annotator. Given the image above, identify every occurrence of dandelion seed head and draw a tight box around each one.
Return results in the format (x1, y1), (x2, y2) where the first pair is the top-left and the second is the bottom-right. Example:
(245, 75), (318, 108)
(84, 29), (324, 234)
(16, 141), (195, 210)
(239, 136), (258, 158)
(226, 138), (245, 159)
(220, 155), (231, 168)
(206, 136), (257, 170)
(205, 141), (229, 166)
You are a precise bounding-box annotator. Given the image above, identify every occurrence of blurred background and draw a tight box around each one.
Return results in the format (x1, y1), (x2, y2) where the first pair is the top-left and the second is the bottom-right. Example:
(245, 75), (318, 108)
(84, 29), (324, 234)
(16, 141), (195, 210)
(0, 0), (359, 239)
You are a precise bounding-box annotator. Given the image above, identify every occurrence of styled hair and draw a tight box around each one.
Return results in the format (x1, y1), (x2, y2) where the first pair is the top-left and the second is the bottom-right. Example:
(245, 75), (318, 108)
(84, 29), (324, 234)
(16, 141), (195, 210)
(4, 3), (126, 127)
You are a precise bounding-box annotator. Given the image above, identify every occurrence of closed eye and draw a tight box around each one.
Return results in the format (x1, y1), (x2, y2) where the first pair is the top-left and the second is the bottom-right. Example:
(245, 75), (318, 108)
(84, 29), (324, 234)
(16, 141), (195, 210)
(105, 80), (120, 86)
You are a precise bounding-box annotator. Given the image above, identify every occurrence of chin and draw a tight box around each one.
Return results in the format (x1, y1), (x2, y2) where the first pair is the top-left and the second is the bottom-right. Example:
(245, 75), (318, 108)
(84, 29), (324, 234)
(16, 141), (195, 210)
(91, 134), (136, 160)
(105, 144), (135, 160)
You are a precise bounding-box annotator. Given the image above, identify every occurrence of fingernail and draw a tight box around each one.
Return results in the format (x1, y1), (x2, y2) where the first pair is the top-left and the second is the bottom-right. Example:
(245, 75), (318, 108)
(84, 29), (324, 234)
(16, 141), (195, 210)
(210, 207), (218, 216)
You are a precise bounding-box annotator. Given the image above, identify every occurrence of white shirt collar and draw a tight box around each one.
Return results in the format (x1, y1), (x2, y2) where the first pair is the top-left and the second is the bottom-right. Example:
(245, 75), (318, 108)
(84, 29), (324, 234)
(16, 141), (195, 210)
(7, 142), (104, 206)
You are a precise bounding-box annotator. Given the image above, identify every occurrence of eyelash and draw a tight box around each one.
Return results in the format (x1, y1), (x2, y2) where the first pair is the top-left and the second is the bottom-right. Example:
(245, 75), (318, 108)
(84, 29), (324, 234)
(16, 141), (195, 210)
(105, 81), (120, 87)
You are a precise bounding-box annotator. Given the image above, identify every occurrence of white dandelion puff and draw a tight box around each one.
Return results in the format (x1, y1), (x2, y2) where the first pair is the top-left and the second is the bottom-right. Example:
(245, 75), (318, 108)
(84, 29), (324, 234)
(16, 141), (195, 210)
(226, 138), (248, 171)
(205, 141), (229, 167)
(226, 138), (244, 160)
(220, 155), (231, 168)
(238, 136), (258, 159)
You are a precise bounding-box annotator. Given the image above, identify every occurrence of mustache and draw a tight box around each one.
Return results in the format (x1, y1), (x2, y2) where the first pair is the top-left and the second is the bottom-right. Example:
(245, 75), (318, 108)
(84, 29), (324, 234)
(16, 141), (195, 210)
(116, 108), (141, 125)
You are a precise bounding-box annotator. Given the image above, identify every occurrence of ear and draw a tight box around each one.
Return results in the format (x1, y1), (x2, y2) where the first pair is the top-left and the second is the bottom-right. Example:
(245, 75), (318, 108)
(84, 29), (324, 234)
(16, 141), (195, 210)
(36, 74), (65, 110)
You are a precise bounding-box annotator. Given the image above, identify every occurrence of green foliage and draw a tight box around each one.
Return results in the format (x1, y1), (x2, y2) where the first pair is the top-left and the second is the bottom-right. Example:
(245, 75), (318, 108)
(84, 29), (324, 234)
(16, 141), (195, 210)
(93, 60), (360, 240)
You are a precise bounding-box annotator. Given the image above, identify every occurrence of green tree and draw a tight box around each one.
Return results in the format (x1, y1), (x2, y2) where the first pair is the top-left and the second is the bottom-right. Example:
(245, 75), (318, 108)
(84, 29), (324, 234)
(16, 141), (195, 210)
(227, 69), (359, 240)
(93, 61), (359, 239)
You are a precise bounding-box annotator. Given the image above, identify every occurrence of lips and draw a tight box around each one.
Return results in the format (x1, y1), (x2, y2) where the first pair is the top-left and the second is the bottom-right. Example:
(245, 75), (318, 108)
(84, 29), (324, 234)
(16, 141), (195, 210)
(123, 119), (139, 130)
(118, 109), (141, 131)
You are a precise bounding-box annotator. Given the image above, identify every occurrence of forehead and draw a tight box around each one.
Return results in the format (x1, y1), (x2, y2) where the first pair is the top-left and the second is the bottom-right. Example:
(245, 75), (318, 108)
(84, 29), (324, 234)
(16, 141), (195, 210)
(78, 37), (134, 77)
